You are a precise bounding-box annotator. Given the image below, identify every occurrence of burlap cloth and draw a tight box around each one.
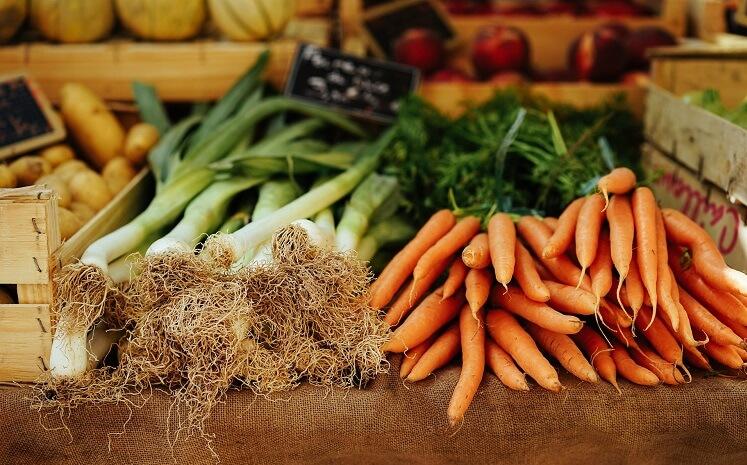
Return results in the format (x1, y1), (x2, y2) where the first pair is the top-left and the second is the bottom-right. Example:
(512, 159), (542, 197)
(1, 359), (746, 465)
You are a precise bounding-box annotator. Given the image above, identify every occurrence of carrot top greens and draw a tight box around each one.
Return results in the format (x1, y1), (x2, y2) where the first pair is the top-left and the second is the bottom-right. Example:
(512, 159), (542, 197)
(382, 89), (642, 224)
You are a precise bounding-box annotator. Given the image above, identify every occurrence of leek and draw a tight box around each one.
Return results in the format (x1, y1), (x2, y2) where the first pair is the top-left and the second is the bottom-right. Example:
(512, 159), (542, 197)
(356, 217), (416, 262)
(335, 173), (399, 252)
(311, 176), (336, 243)
(247, 179), (299, 265)
(219, 195), (256, 234)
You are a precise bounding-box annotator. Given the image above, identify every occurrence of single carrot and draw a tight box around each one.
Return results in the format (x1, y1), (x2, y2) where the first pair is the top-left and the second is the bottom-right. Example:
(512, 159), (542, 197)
(447, 306), (485, 426)
(600, 298), (633, 328)
(526, 323), (598, 383)
(413, 216), (481, 283)
(717, 312), (747, 339)
(485, 338), (529, 391)
(662, 208), (747, 296)
(736, 346), (747, 361)
(737, 293), (747, 307)
(543, 217), (559, 231)
(384, 258), (451, 326)
(488, 213), (516, 288)
(611, 342), (660, 386)
(486, 309), (562, 392)
(542, 197), (584, 259)
(490, 286), (584, 334)
(702, 341), (744, 369)
(462, 232), (491, 269)
(465, 268), (492, 319)
(575, 194), (607, 285)
(598, 167), (637, 208)
(613, 323), (639, 350)
(371, 209), (456, 309)
(572, 327), (618, 390)
(518, 216), (591, 290)
(542, 280), (596, 315)
(589, 228), (613, 306)
(654, 210), (681, 331)
(635, 306), (682, 365)
(631, 344), (685, 385)
(407, 322), (461, 382)
(400, 336), (435, 379)
(678, 286), (744, 347)
(625, 254), (645, 318)
(632, 187), (659, 324)
(515, 241), (550, 302)
(534, 259), (553, 281)
(442, 258), (469, 301)
(383, 287), (464, 352)
(669, 248), (747, 326)
(683, 345), (712, 371)
(607, 194), (635, 308)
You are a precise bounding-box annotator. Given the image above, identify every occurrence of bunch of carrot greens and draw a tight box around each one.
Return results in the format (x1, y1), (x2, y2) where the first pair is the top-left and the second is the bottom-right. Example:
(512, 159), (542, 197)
(373, 167), (747, 426)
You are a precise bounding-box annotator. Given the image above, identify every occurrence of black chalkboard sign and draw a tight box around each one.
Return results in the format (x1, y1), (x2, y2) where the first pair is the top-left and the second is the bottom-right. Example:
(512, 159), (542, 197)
(362, 0), (457, 58)
(284, 43), (420, 123)
(0, 74), (65, 160)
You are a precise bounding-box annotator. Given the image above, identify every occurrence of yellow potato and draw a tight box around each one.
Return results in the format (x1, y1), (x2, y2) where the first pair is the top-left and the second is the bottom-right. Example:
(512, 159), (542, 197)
(124, 123), (159, 167)
(0, 164), (17, 188)
(69, 201), (96, 224)
(58, 207), (83, 240)
(9, 155), (52, 186)
(36, 174), (71, 208)
(102, 157), (136, 194)
(60, 82), (125, 169)
(41, 144), (76, 167)
(69, 170), (112, 212)
(54, 159), (89, 183)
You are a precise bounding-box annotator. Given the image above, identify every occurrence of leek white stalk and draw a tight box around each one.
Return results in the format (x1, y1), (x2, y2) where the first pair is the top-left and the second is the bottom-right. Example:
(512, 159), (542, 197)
(247, 180), (299, 265)
(335, 173), (398, 252)
(86, 321), (123, 370)
(311, 176), (336, 244)
(356, 217), (416, 262)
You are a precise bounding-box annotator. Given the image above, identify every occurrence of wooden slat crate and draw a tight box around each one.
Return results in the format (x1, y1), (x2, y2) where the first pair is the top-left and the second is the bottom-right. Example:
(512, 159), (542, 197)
(687, 0), (727, 40)
(0, 170), (153, 382)
(297, 0), (334, 16)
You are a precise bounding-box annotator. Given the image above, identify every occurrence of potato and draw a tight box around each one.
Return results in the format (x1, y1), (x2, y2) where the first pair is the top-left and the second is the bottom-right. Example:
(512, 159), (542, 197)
(58, 207), (83, 240)
(41, 144), (76, 167)
(54, 159), (89, 183)
(36, 174), (72, 208)
(69, 170), (112, 212)
(0, 164), (17, 188)
(124, 122), (159, 166)
(69, 201), (96, 224)
(0, 286), (14, 304)
(9, 155), (52, 186)
(60, 82), (125, 169)
(102, 157), (136, 194)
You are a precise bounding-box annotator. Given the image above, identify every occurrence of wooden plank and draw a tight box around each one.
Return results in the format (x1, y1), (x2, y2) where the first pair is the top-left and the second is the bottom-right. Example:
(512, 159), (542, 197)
(297, 0), (333, 16)
(0, 197), (51, 285)
(644, 84), (747, 206)
(0, 304), (51, 382)
(688, 0), (727, 40)
(17, 195), (59, 305)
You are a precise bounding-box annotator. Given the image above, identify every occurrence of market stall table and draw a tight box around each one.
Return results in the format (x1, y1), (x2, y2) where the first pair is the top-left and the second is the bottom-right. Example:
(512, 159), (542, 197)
(1, 360), (745, 465)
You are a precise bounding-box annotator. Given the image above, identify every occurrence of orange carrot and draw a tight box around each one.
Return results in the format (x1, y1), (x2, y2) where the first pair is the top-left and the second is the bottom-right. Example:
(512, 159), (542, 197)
(575, 194), (607, 285)
(400, 336), (435, 379)
(490, 286), (584, 334)
(607, 194), (635, 308)
(736, 346), (747, 361)
(590, 228), (613, 306)
(447, 305), (485, 426)
(662, 208), (747, 296)
(542, 280), (596, 315)
(543, 217), (559, 231)
(702, 341), (744, 369)
(678, 286), (744, 347)
(669, 248), (747, 326)
(462, 232), (491, 269)
(625, 254), (645, 317)
(683, 344), (712, 371)
(371, 209), (456, 309)
(542, 197), (584, 259)
(442, 258), (469, 301)
(518, 216), (591, 290)
(572, 327), (618, 390)
(631, 344), (685, 385)
(598, 167), (637, 207)
(413, 216), (481, 284)
(534, 259), (553, 281)
(717, 312), (747, 340)
(600, 298), (633, 328)
(635, 306), (682, 365)
(485, 338), (529, 391)
(383, 287), (464, 352)
(654, 210), (681, 331)
(465, 268), (492, 319)
(407, 322), (461, 382)
(737, 293), (747, 307)
(515, 241), (550, 302)
(612, 321), (639, 350)
(526, 323), (598, 383)
(632, 187), (659, 324)
(486, 309), (562, 392)
(611, 342), (659, 386)
(384, 258), (451, 326)
(488, 213), (516, 288)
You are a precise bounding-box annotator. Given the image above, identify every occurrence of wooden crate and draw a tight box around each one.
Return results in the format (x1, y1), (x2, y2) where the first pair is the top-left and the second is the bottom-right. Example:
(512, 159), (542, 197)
(650, 45), (747, 107)
(0, 170), (152, 382)
(687, 0), (727, 40)
(644, 83), (747, 205)
(297, 0), (334, 16)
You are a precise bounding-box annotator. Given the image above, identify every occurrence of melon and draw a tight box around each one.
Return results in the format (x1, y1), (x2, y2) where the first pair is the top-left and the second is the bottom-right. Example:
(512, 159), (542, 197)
(208, 0), (296, 41)
(115, 0), (206, 41)
(30, 0), (114, 43)
(0, 0), (26, 43)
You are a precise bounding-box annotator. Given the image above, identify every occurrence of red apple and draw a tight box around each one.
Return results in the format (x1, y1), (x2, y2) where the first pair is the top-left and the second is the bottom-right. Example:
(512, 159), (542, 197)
(541, 1), (582, 15)
(489, 71), (526, 85)
(588, 0), (642, 17)
(496, 4), (540, 15)
(621, 71), (650, 86)
(393, 28), (445, 74)
(625, 26), (677, 69)
(472, 25), (530, 78)
(600, 22), (631, 40)
(569, 27), (628, 82)
(429, 68), (474, 82)
(444, 0), (493, 15)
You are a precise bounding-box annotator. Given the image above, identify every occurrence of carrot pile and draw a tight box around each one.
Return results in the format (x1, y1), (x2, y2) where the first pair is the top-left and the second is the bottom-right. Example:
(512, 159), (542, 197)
(371, 167), (747, 426)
